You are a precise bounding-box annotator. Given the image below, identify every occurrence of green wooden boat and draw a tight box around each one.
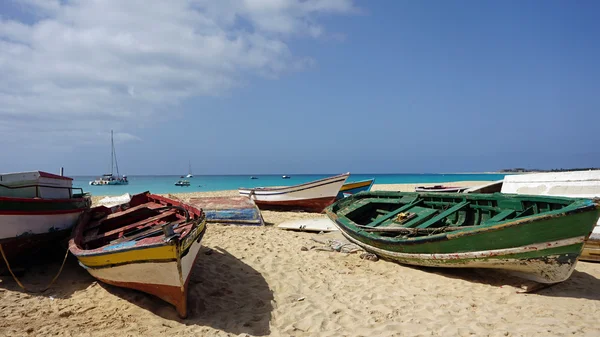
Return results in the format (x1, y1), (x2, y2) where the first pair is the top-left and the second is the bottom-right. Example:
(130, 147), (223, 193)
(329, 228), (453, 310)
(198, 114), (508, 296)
(325, 191), (600, 284)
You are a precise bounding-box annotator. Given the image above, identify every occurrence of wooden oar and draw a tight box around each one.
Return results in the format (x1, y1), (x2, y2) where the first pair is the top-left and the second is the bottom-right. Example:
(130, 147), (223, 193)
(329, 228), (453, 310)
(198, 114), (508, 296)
(357, 225), (479, 234)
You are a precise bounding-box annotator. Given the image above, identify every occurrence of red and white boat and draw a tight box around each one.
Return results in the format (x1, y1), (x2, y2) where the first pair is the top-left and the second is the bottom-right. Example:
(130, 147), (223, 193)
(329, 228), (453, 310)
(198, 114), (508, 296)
(239, 173), (350, 212)
(0, 171), (91, 263)
(414, 185), (468, 193)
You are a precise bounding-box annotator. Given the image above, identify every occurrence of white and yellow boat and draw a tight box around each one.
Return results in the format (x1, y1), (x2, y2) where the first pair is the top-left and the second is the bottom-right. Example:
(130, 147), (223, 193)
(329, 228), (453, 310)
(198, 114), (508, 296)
(69, 192), (206, 318)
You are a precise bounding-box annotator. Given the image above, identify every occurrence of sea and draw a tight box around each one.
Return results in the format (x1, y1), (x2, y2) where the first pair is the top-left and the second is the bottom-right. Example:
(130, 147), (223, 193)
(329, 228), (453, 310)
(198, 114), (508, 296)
(72, 173), (508, 196)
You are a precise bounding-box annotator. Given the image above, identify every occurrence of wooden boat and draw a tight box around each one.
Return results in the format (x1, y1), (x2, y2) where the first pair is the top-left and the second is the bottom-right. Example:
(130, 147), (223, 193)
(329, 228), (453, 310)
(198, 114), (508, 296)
(187, 196), (264, 226)
(0, 171), (91, 263)
(463, 180), (504, 194)
(69, 192), (206, 318)
(415, 185), (467, 193)
(499, 170), (600, 262)
(337, 178), (375, 199)
(326, 191), (600, 284)
(239, 173), (350, 212)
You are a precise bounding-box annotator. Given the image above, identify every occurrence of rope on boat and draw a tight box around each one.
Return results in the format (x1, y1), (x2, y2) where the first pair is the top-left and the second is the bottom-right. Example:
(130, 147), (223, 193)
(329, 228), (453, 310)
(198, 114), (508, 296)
(0, 243), (70, 293)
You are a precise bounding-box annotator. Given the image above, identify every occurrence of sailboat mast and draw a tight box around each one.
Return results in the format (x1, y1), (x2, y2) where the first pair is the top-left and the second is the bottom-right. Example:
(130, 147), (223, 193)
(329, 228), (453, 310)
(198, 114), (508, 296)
(112, 130), (121, 177)
(110, 130), (114, 176)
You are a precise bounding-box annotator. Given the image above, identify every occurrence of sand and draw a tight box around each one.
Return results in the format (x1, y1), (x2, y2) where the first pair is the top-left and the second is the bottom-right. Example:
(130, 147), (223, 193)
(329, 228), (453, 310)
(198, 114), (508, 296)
(2, 182), (600, 337)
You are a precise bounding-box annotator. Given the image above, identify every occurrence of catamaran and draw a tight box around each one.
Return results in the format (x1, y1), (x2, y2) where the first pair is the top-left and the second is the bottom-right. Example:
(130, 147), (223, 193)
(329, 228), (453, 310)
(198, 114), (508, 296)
(186, 160), (193, 178)
(90, 130), (128, 186)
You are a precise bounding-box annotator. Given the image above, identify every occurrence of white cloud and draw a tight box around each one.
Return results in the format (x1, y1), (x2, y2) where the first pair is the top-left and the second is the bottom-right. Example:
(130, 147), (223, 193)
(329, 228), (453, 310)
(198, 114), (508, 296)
(0, 0), (356, 144)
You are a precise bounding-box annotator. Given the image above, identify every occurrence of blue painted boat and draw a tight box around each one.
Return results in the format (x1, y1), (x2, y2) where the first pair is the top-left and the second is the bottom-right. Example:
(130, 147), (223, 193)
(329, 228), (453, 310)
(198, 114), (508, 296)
(336, 178), (375, 199)
(187, 196), (264, 226)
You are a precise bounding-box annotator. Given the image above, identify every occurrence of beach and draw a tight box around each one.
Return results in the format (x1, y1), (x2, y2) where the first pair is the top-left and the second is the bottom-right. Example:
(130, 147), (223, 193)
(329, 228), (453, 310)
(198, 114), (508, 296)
(2, 181), (600, 337)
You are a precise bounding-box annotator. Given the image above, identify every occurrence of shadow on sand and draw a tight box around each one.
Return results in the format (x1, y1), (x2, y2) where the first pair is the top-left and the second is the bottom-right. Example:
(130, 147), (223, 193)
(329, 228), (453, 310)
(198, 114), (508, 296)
(415, 265), (600, 300)
(99, 246), (274, 336)
(0, 244), (96, 298)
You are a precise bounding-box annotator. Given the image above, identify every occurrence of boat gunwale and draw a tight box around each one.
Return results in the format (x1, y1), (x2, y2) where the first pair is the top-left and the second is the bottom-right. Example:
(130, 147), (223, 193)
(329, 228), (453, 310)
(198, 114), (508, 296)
(326, 192), (600, 245)
(239, 172), (350, 193)
(69, 192), (205, 257)
(340, 178), (375, 192)
(75, 221), (207, 268)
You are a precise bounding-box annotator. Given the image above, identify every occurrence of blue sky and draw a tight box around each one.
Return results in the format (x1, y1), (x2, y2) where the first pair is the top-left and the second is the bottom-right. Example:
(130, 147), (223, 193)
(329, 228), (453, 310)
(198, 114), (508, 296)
(1, 0), (599, 175)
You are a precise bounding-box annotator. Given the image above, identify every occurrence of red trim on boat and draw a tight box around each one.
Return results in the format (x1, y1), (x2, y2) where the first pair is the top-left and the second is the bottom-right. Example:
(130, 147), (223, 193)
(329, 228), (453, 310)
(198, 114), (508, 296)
(0, 196), (88, 203)
(38, 171), (74, 181)
(0, 208), (87, 216)
(253, 196), (337, 213)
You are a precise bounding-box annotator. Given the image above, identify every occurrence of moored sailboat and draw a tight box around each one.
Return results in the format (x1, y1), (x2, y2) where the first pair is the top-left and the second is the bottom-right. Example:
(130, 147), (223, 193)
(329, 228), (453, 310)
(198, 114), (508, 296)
(90, 130), (128, 186)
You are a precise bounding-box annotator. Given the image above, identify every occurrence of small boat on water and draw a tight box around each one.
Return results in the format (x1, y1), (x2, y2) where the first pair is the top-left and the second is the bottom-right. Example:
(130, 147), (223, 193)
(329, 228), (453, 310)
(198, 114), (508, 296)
(415, 185), (467, 193)
(250, 176), (258, 180)
(90, 130), (128, 186)
(0, 171), (91, 263)
(239, 173), (350, 212)
(175, 180), (190, 187)
(337, 178), (375, 199)
(282, 175), (291, 179)
(69, 192), (206, 318)
(187, 196), (264, 226)
(326, 191), (600, 284)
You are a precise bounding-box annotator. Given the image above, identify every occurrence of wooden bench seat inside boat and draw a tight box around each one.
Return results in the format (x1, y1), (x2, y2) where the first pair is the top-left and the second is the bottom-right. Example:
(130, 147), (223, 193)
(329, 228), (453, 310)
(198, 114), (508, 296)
(83, 209), (178, 248)
(86, 202), (165, 234)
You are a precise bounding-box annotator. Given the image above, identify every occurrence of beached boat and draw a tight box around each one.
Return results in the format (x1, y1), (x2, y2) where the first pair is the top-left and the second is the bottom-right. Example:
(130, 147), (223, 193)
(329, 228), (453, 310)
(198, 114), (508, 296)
(0, 171), (91, 263)
(415, 185), (467, 193)
(187, 196), (264, 226)
(90, 130), (128, 186)
(326, 191), (600, 284)
(463, 180), (504, 194)
(337, 178), (375, 199)
(69, 192), (206, 318)
(239, 173), (350, 212)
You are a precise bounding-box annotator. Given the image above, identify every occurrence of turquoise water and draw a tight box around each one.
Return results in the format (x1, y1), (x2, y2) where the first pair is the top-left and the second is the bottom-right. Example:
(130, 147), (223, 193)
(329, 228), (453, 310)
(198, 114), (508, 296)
(72, 173), (508, 196)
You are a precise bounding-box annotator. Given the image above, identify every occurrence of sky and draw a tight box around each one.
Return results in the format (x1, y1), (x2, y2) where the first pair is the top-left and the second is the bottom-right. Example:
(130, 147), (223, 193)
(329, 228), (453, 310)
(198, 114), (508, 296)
(1, 0), (599, 175)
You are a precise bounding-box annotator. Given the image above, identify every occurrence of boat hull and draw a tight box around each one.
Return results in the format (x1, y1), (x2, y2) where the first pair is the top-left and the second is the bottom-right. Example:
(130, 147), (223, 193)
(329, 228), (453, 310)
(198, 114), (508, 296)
(336, 229), (585, 283)
(239, 173), (349, 212)
(0, 196), (90, 263)
(253, 196), (338, 213)
(81, 224), (205, 318)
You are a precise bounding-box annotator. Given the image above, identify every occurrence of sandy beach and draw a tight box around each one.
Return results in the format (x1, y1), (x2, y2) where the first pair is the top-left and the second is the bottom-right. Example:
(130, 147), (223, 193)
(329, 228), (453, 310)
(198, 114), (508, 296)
(2, 181), (600, 337)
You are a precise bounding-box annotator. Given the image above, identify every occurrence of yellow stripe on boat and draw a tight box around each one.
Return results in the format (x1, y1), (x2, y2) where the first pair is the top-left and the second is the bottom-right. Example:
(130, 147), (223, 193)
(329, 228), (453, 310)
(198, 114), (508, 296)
(340, 180), (372, 191)
(78, 245), (177, 267)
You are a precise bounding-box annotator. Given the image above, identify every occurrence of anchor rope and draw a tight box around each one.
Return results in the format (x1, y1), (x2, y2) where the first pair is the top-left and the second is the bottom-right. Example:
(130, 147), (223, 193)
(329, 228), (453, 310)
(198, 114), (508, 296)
(0, 243), (70, 293)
